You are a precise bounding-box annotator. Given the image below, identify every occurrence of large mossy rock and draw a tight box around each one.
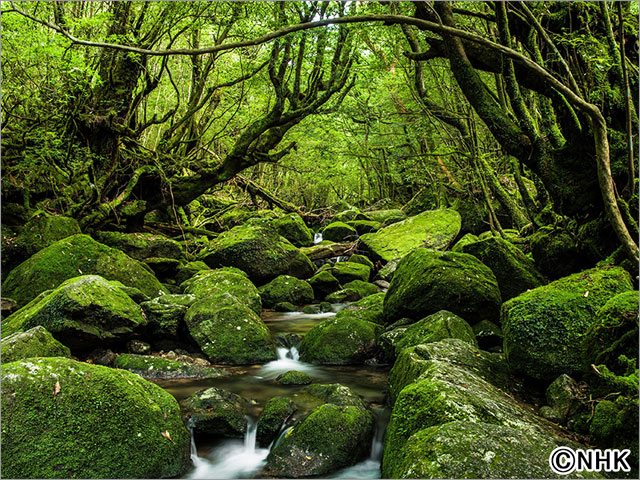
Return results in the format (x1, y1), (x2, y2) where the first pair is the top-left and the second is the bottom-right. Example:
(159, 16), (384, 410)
(274, 213), (313, 247)
(364, 209), (407, 225)
(1, 357), (190, 478)
(184, 294), (276, 364)
(2, 275), (146, 350)
(334, 292), (386, 325)
(113, 353), (226, 379)
(141, 295), (193, 340)
(181, 268), (262, 314)
(1, 326), (70, 363)
(380, 310), (477, 361)
(392, 421), (590, 479)
(450, 233), (479, 253)
(529, 226), (586, 279)
(299, 315), (381, 365)
(502, 266), (633, 381)
(94, 231), (183, 260)
(180, 387), (248, 437)
(321, 221), (357, 242)
(198, 223), (314, 284)
(583, 290), (639, 370)
(308, 270), (341, 299)
(259, 275), (314, 308)
(462, 237), (545, 300)
(317, 261), (370, 284)
(257, 396), (296, 447)
(3, 213), (81, 274)
(265, 384), (374, 477)
(346, 219), (381, 234)
(359, 209), (461, 263)
(2, 234), (167, 307)
(383, 249), (501, 325)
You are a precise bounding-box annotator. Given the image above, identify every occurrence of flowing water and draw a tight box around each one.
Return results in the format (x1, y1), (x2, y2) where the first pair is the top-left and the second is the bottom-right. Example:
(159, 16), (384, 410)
(313, 232), (323, 244)
(160, 307), (390, 479)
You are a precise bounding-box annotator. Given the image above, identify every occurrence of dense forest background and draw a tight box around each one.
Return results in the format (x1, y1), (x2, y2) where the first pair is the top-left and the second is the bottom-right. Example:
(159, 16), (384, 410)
(2, 1), (638, 269)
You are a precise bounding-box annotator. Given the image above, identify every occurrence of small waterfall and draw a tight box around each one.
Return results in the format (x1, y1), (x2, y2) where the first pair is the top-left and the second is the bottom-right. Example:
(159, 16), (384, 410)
(244, 418), (258, 452)
(258, 345), (314, 379)
(313, 232), (323, 244)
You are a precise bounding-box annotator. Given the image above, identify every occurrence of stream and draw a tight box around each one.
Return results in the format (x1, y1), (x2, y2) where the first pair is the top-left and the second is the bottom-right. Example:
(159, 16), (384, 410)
(155, 307), (390, 479)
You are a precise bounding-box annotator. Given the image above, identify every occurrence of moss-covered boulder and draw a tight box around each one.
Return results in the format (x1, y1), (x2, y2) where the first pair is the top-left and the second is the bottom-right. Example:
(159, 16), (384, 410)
(299, 316), (381, 365)
(342, 280), (378, 298)
(391, 421), (590, 479)
(140, 295), (194, 340)
(113, 353), (226, 379)
(1, 326), (70, 362)
(380, 310), (477, 361)
(274, 213), (313, 247)
(364, 209), (407, 225)
(180, 387), (248, 437)
(321, 221), (357, 242)
(308, 270), (342, 300)
(530, 226), (586, 279)
(318, 261), (370, 284)
(2, 234), (167, 307)
(175, 260), (210, 284)
(582, 290), (639, 370)
(181, 268), (262, 314)
(502, 266), (633, 381)
(198, 223), (315, 284)
(2, 275), (146, 350)
(346, 220), (382, 234)
(348, 253), (375, 270)
(94, 231), (183, 260)
(384, 249), (501, 325)
(334, 292), (386, 325)
(450, 233), (479, 253)
(359, 209), (461, 263)
(334, 208), (363, 223)
(1, 357), (190, 478)
(264, 384), (374, 477)
(276, 370), (313, 385)
(257, 396), (296, 447)
(324, 288), (361, 303)
(3, 213), (81, 273)
(259, 275), (314, 308)
(184, 294), (276, 364)
(462, 237), (545, 300)
(274, 301), (297, 312)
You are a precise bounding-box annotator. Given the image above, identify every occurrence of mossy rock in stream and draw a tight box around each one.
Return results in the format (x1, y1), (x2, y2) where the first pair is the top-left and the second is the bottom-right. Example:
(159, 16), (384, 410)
(2, 275), (146, 350)
(391, 421), (598, 479)
(1, 357), (190, 478)
(274, 301), (297, 312)
(379, 310), (477, 362)
(184, 293), (276, 364)
(274, 213), (313, 247)
(321, 221), (357, 242)
(2, 234), (167, 307)
(259, 275), (314, 308)
(257, 396), (296, 447)
(324, 288), (362, 303)
(299, 315), (382, 365)
(348, 253), (375, 270)
(0, 326), (71, 363)
(181, 268), (262, 314)
(94, 231), (183, 260)
(334, 292), (386, 325)
(276, 370), (313, 385)
(383, 249), (501, 325)
(318, 261), (370, 284)
(462, 237), (545, 300)
(264, 384), (374, 477)
(308, 270), (342, 300)
(113, 353), (227, 379)
(502, 266), (633, 381)
(198, 223), (315, 284)
(342, 280), (378, 298)
(2, 213), (81, 274)
(180, 387), (248, 437)
(359, 209), (461, 263)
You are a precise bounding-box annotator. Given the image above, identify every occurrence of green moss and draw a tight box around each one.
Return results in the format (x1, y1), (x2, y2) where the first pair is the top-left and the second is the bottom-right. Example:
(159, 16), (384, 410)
(450, 233), (479, 252)
(257, 396), (295, 447)
(334, 292), (386, 325)
(325, 288), (361, 303)
(181, 268), (262, 314)
(462, 237), (545, 300)
(2, 275), (146, 350)
(348, 254), (375, 270)
(274, 301), (297, 312)
(276, 370), (313, 385)
(529, 226), (585, 279)
(180, 387), (248, 437)
(345, 220), (381, 234)
(175, 260), (210, 284)
(342, 280), (378, 298)
(4, 235), (168, 308)
(274, 213), (313, 247)
(383, 249), (501, 325)
(308, 270), (342, 299)
(259, 275), (314, 308)
(113, 353), (225, 379)
(299, 316), (381, 365)
(198, 223), (315, 284)
(359, 209), (461, 262)
(184, 294), (276, 364)
(334, 208), (361, 223)
(364, 209), (407, 225)
(94, 231), (183, 260)
(321, 221), (357, 242)
(318, 261), (370, 284)
(502, 266), (633, 381)
(1, 326), (71, 362)
(1, 357), (190, 478)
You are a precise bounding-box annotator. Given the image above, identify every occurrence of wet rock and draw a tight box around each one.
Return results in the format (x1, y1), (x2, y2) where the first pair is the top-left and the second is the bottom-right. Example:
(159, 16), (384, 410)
(257, 396), (295, 447)
(276, 370), (313, 385)
(86, 347), (117, 366)
(274, 301), (297, 312)
(308, 270), (342, 300)
(274, 213), (313, 247)
(127, 339), (151, 354)
(180, 387), (248, 437)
